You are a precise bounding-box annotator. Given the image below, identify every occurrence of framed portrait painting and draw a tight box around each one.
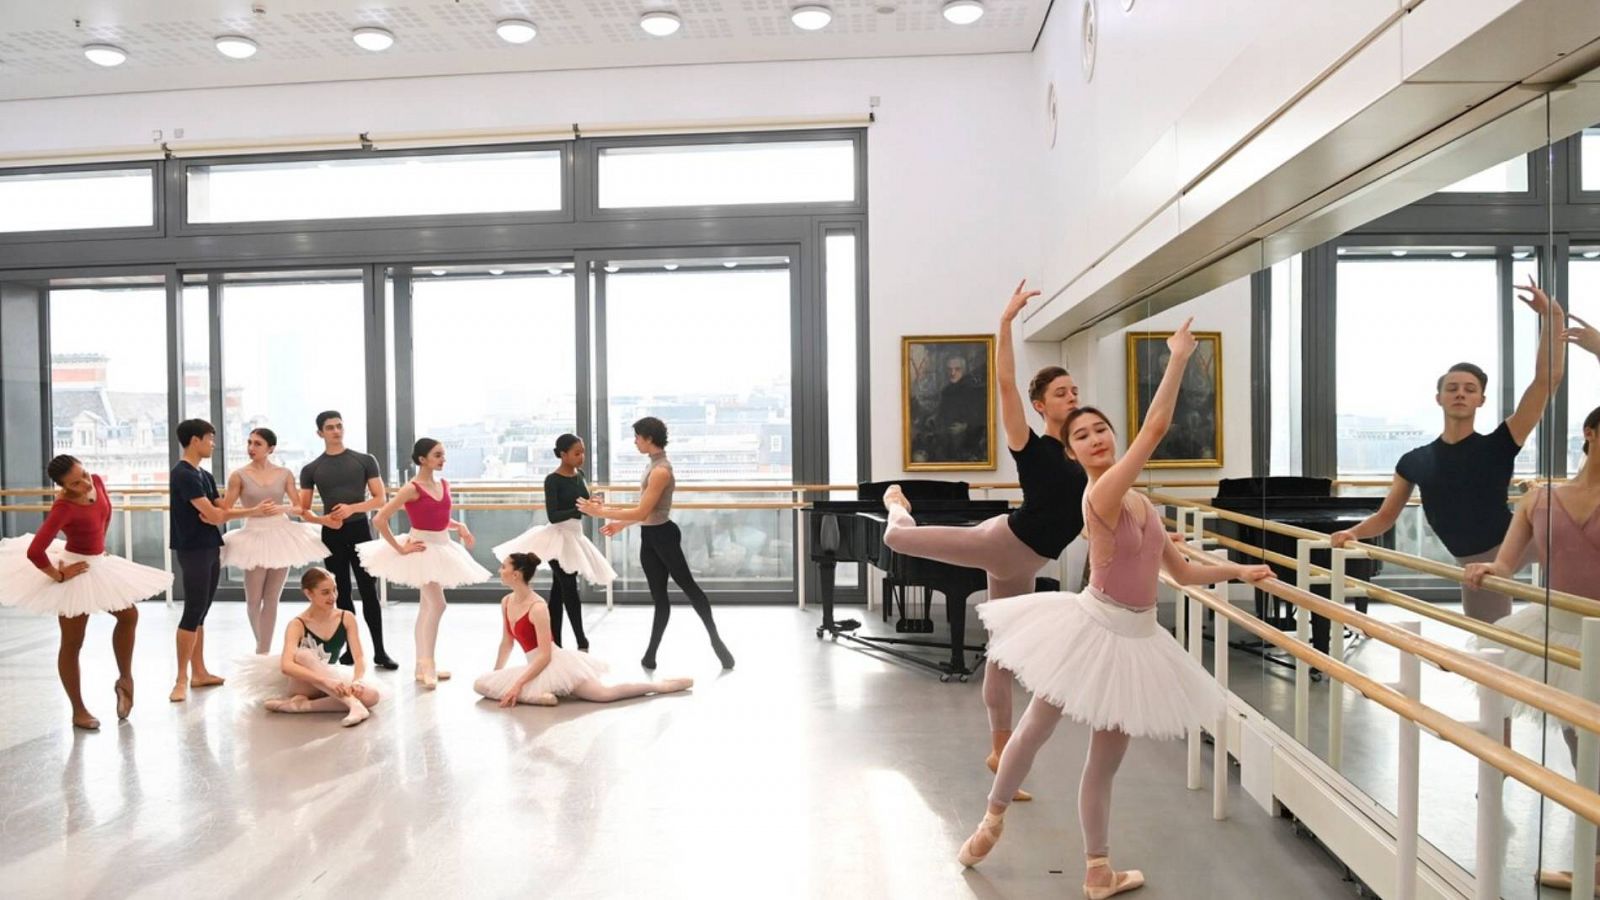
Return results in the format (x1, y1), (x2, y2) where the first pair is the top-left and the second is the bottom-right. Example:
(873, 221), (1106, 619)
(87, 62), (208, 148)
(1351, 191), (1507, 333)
(1125, 331), (1223, 468)
(902, 334), (997, 471)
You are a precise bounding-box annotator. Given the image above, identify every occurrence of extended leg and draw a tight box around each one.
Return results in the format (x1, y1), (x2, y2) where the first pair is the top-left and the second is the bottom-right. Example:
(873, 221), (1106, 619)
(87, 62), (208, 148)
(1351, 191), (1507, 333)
(547, 568), (566, 648)
(656, 523), (734, 669)
(110, 606), (137, 718)
(554, 563), (587, 650)
(243, 568), (268, 650)
(57, 614), (96, 728)
(570, 676), (693, 703)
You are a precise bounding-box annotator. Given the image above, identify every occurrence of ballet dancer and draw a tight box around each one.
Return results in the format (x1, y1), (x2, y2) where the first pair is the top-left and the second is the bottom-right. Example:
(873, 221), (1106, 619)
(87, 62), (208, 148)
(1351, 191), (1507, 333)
(298, 410), (398, 669)
(493, 433), (617, 651)
(171, 419), (276, 702)
(474, 552), (692, 706)
(957, 319), (1273, 897)
(236, 567), (382, 727)
(219, 427), (329, 654)
(1334, 280), (1565, 625)
(358, 438), (490, 688)
(0, 456), (171, 729)
(880, 279), (1086, 801)
(577, 417), (735, 670)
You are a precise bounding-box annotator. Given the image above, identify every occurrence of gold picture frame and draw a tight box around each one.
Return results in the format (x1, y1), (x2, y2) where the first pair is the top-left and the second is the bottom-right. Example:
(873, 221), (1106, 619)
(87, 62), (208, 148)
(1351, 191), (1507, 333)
(1124, 331), (1223, 468)
(902, 334), (997, 471)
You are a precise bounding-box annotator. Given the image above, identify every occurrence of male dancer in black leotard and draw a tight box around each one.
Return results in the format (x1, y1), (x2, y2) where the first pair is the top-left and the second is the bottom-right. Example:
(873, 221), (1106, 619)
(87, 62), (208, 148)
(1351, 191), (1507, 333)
(298, 411), (397, 669)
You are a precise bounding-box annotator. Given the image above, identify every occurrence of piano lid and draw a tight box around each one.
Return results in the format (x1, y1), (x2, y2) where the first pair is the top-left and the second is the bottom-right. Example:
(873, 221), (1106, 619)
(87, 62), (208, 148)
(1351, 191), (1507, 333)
(1214, 476), (1335, 500)
(857, 480), (972, 503)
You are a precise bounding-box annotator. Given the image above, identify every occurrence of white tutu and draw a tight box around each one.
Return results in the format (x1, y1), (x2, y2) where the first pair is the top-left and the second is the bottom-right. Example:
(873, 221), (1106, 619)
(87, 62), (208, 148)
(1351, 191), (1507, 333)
(356, 528), (491, 589)
(221, 515), (330, 571)
(0, 548), (171, 616)
(234, 646), (387, 705)
(492, 519), (617, 585)
(978, 587), (1223, 740)
(473, 647), (610, 701)
(0, 533), (56, 554)
(1475, 604), (1583, 725)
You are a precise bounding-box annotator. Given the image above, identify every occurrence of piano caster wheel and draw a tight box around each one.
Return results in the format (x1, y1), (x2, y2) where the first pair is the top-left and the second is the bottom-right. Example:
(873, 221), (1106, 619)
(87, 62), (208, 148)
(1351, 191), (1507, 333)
(956, 674), (970, 684)
(816, 627), (825, 638)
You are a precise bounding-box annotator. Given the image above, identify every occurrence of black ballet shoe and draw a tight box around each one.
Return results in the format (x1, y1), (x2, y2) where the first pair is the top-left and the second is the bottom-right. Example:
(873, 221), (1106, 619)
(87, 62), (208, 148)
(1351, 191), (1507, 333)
(374, 655), (400, 671)
(712, 638), (735, 670)
(640, 654), (657, 670)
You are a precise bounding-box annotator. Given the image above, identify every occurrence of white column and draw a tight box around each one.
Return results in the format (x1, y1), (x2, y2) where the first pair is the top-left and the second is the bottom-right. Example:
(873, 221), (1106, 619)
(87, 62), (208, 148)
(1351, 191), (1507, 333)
(1395, 620), (1422, 900)
(1473, 648), (1506, 900)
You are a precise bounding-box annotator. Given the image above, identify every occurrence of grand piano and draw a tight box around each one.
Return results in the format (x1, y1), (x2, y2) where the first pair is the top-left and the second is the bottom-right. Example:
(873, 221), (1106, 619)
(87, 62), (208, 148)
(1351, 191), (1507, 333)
(1208, 476), (1395, 656)
(807, 480), (1010, 680)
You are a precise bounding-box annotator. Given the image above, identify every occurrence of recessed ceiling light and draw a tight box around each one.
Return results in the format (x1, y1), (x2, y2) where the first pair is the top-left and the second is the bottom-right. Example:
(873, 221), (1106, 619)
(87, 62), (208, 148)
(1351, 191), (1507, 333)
(791, 5), (833, 30)
(640, 11), (681, 36)
(546, 267), (562, 275)
(496, 19), (537, 44)
(83, 44), (128, 67)
(1450, 251), (1468, 258)
(352, 27), (395, 52)
(1513, 250), (1531, 259)
(663, 263), (680, 271)
(941, 0), (984, 25)
(214, 35), (258, 59)
(430, 268), (447, 276)
(723, 261), (739, 268)
(604, 265), (620, 273)
(488, 268), (506, 275)
(1586, 251), (1600, 259)
(1335, 248), (1347, 255)
(1390, 250), (1407, 257)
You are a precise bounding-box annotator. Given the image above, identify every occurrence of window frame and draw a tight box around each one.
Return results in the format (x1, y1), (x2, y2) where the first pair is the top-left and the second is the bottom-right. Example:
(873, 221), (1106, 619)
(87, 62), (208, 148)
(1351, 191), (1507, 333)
(0, 161), (164, 245)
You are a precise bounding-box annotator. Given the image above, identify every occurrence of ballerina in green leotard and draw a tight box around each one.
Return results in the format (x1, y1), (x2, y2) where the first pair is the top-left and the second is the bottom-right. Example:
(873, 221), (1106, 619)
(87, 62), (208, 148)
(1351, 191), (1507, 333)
(241, 567), (382, 726)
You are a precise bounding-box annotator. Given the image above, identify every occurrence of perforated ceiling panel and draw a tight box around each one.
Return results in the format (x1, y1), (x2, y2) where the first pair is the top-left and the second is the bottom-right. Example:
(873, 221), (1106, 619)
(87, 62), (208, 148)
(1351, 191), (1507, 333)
(0, 0), (1051, 101)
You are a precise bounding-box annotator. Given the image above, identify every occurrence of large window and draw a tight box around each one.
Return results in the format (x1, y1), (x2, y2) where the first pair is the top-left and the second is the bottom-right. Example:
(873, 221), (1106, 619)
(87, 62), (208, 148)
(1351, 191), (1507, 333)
(0, 168), (154, 233)
(182, 278), (211, 421)
(598, 140), (855, 208)
(47, 279), (169, 485)
(220, 271), (368, 476)
(1438, 154), (1530, 193)
(825, 233), (860, 488)
(1268, 256), (1303, 476)
(187, 149), (563, 224)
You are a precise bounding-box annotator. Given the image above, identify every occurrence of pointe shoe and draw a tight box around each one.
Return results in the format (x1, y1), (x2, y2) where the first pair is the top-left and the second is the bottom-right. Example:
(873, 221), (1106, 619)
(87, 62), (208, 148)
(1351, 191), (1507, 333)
(640, 654), (658, 670)
(883, 484), (911, 513)
(957, 812), (1005, 867)
(1083, 857), (1145, 899)
(72, 713), (101, 731)
(189, 673), (225, 688)
(267, 695), (313, 713)
(662, 677), (695, 693)
(1537, 869), (1600, 895)
(416, 664), (438, 690)
(169, 682), (188, 703)
(341, 702), (372, 727)
(114, 680), (133, 720)
(530, 692), (559, 707)
(985, 750), (1032, 802)
(712, 639), (735, 670)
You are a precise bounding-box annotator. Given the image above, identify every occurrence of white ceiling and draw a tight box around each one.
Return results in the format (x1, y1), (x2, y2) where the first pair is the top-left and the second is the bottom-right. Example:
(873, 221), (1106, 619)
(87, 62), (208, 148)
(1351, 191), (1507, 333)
(0, 0), (1050, 102)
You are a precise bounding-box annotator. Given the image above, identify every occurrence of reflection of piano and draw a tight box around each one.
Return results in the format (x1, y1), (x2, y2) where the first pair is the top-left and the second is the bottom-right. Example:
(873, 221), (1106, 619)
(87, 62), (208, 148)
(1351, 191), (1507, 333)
(1208, 477), (1394, 656)
(807, 480), (1010, 680)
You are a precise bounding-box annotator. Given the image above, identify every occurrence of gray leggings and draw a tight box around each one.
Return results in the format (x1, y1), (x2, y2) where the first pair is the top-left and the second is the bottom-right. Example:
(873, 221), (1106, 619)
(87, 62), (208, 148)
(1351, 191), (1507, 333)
(988, 695), (1131, 856)
(882, 507), (1049, 731)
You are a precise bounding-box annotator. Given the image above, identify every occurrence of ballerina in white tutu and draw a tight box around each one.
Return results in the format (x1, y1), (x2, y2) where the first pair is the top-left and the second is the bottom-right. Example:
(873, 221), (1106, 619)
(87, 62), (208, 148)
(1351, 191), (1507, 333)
(359, 438), (490, 688)
(474, 552), (692, 707)
(236, 567), (382, 727)
(955, 319), (1272, 898)
(492, 433), (616, 651)
(0, 455), (172, 730)
(220, 427), (330, 654)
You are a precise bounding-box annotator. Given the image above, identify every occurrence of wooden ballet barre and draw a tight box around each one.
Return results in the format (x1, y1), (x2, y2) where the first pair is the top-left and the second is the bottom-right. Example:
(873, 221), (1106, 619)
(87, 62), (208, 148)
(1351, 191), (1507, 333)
(1163, 517), (1576, 668)
(1167, 577), (1600, 827)
(1148, 490), (1600, 618)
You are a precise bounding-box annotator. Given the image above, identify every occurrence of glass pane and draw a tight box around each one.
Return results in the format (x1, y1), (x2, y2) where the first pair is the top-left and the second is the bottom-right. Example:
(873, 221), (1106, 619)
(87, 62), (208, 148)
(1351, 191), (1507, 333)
(1568, 250), (1600, 471)
(1437, 154), (1530, 193)
(598, 140), (854, 208)
(48, 280), (169, 485)
(1335, 252), (1499, 475)
(824, 234), (858, 488)
(1269, 254), (1303, 475)
(187, 150), (562, 224)
(220, 271), (367, 475)
(182, 280), (211, 421)
(409, 265), (576, 482)
(0, 168), (153, 233)
(1582, 125), (1600, 191)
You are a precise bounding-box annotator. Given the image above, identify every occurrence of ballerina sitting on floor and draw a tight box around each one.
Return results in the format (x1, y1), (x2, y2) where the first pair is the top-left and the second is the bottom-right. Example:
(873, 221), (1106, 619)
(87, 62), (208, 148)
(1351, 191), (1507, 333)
(474, 552), (693, 708)
(236, 567), (383, 727)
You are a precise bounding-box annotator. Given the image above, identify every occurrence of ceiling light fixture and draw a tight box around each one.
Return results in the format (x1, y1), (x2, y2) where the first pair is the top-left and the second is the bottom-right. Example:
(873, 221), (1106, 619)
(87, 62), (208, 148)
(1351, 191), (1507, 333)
(1390, 250), (1407, 257)
(941, 0), (985, 25)
(791, 5), (833, 30)
(352, 27), (396, 52)
(640, 11), (681, 36)
(1450, 251), (1468, 258)
(83, 44), (128, 67)
(663, 263), (680, 271)
(604, 265), (620, 273)
(488, 268), (506, 275)
(430, 268), (447, 276)
(496, 19), (538, 44)
(214, 35), (259, 59)
(546, 267), (563, 275)
(723, 261), (739, 268)
(1513, 250), (1531, 259)
(1586, 251), (1600, 259)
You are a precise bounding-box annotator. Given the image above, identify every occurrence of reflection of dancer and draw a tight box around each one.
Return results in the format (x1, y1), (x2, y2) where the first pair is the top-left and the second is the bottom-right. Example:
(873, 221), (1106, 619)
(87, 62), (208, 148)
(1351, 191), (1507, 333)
(578, 417), (735, 670)
(359, 438), (489, 689)
(298, 410), (397, 669)
(1466, 403), (1600, 893)
(237, 568), (382, 727)
(474, 553), (692, 706)
(882, 280), (1086, 802)
(220, 427), (329, 654)
(1334, 281), (1564, 624)
(0, 456), (170, 729)
(958, 319), (1272, 897)
(493, 434), (617, 651)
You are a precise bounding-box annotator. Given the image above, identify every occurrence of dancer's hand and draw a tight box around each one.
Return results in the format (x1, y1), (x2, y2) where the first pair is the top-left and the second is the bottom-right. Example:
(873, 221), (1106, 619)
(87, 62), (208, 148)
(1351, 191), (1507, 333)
(252, 500), (279, 517)
(1238, 564), (1275, 584)
(1167, 531), (1187, 544)
(1566, 313), (1600, 357)
(1329, 529), (1355, 549)
(458, 526), (475, 550)
(601, 522), (624, 537)
(1514, 277), (1556, 318)
(321, 516), (344, 531)
(499, 688), (521, 708)
(327, 679), (350, 697)
(1001, 279), (1040, 324)
(399, 540), (427, 555)
(1463, 561), (1504, 588)
(328, 504), (354, 521)
(576, 497), (602, 516)
(1166, 317), (1197, 359)
(57, 560), (90, 582)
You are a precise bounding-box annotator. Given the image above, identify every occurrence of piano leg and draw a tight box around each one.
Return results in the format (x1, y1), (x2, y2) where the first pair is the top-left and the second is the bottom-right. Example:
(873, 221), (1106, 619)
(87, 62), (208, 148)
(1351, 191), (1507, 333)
(816, 558), (837, 637)
(944, 589), (977, 681)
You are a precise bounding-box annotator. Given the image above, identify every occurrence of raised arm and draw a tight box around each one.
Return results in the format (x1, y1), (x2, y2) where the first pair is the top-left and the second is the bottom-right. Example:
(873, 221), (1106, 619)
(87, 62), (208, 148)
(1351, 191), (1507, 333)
(1505, 280), (1567, 445)
(1463, 490), (1538, 587)
(1566, 312), (1600, 364)
(1331, 475), (1414, 548)
(1085, 318), (1196, 526)
(998, 279), (1041, 453)
(1160, 531), (1274, 586)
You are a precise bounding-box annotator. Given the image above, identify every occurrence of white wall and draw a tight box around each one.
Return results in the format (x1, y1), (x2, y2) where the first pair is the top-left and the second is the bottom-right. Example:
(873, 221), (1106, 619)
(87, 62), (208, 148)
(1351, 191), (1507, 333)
(0, 53), (1059, 483)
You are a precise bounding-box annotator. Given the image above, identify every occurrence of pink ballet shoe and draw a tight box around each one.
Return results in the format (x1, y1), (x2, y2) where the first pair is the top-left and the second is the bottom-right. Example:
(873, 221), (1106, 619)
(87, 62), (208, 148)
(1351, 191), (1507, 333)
(957, 812), (1004, 867)
(341, 702), (371, 727)
(1083, 857), (1144, 899)
(882, 484), (911, 513)
(114, 680), (133, 720)
(530, 692), (559, 706)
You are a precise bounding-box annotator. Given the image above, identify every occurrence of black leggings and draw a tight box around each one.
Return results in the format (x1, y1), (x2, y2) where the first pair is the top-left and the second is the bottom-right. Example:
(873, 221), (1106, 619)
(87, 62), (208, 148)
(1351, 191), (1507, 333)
(639, 521), (722, 655)
(321, 519), (387, 661)
(547, 561), (587, 649)
(175, 547), (221, 632)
